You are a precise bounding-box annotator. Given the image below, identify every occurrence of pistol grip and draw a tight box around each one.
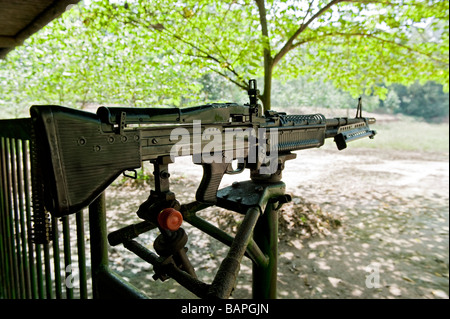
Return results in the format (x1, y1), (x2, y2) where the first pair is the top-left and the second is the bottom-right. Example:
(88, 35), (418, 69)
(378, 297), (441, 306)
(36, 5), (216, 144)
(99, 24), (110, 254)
(196, 162), (229, 204)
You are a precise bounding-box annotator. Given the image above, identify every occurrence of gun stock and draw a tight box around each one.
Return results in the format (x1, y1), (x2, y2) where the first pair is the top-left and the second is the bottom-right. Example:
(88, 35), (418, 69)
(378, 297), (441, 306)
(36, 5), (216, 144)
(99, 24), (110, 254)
(30, 105), (141, 217)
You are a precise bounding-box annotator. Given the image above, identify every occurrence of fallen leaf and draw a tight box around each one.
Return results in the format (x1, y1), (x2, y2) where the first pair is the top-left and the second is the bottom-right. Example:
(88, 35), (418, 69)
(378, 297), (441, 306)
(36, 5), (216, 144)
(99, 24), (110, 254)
(402, 277), (415, 283)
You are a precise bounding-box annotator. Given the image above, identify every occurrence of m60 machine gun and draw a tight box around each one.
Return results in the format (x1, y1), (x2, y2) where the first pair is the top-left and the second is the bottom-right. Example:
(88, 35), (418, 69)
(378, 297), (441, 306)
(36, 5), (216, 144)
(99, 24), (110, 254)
(29, 80), (376, 298)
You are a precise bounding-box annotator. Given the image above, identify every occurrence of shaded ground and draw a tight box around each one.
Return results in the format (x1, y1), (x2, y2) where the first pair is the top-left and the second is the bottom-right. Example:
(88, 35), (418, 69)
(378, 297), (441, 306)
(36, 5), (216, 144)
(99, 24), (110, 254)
(104, 147), (449, 299)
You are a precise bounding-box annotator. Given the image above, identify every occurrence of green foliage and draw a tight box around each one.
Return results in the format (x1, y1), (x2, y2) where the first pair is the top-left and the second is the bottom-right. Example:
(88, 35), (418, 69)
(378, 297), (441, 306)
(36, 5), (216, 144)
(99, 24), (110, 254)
(275, 0), (449, 97)
(0, 0), (448, 117)
(85, 0), (450, 108)
(388, 81), (449, 121)
(383, 90), (401, 113)
(346, 119), (449, 153)
(270, 76), (381, 110)
(0, 2), (207, 118)
(87, 0), (264, 89)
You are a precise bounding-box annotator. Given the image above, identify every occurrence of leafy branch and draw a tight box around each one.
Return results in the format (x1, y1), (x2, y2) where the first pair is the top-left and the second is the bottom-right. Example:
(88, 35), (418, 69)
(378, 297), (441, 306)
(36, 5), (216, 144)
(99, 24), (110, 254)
(272, 0), (346, 67)
(291, 31), (449, 66)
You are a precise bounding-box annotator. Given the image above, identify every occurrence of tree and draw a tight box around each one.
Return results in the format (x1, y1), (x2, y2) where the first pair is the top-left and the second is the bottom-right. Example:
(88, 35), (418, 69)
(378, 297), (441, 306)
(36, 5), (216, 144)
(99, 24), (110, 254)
(383, 89), (401, 113)
(89, 0), (449, 111)
(0, 4), (207, 117)
(389, 81), (449, 121)
(0, 0), (448, 117)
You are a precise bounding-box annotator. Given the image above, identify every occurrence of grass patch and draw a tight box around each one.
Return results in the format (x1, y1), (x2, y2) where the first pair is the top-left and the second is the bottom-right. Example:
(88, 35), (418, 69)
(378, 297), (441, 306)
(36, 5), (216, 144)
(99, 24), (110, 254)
(278, 106), (448, 153)
(325, 118), (449, 153)
(278, 198), (342, 239)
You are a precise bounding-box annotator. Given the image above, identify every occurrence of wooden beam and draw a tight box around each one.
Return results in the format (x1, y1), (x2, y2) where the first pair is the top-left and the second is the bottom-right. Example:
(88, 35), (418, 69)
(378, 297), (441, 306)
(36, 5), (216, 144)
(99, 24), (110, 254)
(0, 48), (14, 59)
(15, 0), (81, 42)
(0, 36), (18, 47)
(0, 0), (80, 59)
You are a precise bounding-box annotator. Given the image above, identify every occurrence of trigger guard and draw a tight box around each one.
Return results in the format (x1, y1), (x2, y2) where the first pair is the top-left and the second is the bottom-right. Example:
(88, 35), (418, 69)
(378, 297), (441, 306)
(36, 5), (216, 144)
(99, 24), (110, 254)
(225, 162), (245, 175)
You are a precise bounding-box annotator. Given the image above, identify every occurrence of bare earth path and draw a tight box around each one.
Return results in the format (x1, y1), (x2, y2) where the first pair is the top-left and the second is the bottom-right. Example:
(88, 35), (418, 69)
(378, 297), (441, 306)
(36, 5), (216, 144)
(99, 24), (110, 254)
(105, 147), (449, 299)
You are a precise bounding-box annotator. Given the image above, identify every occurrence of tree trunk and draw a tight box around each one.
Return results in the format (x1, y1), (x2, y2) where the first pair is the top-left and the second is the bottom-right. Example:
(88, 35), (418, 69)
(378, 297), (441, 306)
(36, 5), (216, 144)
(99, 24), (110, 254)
(256, 0), (273, 112)
(261, 62), (272, 112)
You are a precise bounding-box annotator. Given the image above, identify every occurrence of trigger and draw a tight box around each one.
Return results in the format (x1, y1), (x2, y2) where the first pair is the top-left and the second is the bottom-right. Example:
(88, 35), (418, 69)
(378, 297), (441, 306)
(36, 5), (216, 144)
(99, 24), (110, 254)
(225, 162), (245, 175)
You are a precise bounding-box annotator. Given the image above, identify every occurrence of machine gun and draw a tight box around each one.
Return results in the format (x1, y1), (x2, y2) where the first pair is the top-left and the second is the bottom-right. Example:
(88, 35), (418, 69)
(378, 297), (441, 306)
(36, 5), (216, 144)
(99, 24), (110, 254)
(29, 80), (376, 298)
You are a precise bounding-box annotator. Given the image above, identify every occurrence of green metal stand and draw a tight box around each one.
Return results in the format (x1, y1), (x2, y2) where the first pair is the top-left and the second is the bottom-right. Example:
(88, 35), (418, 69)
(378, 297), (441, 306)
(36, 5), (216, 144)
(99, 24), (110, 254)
(89, 193), (147, 299)
(252, 202), (278, 299)
(106, 155), (294, 299)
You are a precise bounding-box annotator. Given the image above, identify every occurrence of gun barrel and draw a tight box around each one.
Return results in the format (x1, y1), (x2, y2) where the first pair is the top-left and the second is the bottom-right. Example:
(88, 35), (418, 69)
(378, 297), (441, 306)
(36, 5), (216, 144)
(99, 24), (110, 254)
(325, 117), (376, 127)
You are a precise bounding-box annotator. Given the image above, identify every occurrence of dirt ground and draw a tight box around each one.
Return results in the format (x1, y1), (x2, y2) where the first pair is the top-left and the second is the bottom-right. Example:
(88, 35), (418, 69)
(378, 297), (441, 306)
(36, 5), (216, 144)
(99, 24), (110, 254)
(104, 146), (449, 299)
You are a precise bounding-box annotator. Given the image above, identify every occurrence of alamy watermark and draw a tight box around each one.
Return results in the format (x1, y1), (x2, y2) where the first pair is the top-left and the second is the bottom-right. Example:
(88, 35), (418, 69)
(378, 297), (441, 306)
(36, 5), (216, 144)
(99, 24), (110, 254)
(170, 120), (279, 174)
(365, 263), (381, 289)
(64, 264), (79, 289)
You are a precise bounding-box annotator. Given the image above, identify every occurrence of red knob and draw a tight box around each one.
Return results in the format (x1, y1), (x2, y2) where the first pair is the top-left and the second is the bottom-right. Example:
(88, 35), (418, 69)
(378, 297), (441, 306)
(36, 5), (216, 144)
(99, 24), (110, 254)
(157, 208), (183, 231)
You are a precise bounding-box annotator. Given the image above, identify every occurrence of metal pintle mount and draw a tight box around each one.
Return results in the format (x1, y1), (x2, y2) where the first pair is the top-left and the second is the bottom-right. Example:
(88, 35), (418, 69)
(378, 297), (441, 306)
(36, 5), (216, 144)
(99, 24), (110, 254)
(216, 180), (291, 215)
